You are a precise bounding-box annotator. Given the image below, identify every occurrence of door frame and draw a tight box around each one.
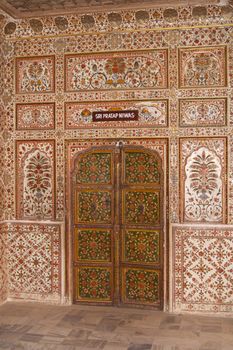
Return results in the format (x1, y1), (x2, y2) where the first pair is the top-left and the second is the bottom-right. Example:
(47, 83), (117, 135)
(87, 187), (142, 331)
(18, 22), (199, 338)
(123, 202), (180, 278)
(65, 138), (169, 310)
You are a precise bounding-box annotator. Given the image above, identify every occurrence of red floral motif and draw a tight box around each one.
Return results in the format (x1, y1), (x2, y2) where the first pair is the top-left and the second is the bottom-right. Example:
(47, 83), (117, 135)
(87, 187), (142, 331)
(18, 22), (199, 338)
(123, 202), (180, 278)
(185, 146), (222, 222)
(125, 269), (159, 303)
(77, 267), (111, 301)
(24, 150), (53, 219)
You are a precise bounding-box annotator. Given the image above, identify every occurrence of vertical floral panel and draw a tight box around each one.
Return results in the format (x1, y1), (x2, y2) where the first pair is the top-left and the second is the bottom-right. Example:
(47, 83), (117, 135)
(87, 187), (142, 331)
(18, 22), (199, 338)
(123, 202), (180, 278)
(16, 141), (55, 220)
(180, 138), (227, 223)
(65, 50), (168, 92)
(16, 56), (55, 94)
(179, 47), (227, 88)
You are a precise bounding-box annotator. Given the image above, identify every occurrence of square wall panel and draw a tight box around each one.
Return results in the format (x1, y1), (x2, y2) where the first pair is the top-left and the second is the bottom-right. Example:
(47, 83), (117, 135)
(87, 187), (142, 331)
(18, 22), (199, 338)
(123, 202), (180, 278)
(15, 56), (55, 94)
(178, 46), (227, 88)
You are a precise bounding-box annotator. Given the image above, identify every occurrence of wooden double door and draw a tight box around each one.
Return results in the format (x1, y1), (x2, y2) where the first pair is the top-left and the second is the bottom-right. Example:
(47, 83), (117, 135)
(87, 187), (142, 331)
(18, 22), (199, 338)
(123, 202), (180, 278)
(72, 145), (164, 309)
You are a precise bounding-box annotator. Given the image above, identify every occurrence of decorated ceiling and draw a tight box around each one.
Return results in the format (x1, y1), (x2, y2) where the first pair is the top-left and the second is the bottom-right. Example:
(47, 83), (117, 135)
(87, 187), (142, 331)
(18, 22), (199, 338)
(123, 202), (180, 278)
(0, 0), (228, 17)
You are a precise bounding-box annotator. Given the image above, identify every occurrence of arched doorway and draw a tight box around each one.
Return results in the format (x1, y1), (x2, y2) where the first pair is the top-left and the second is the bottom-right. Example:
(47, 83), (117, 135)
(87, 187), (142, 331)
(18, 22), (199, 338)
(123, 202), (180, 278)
(71, 144), (164, 309)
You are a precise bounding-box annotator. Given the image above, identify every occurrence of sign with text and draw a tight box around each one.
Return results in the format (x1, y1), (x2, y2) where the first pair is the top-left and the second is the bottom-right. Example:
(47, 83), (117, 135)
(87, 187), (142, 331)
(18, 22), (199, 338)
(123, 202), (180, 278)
(92, 110), (139, 122)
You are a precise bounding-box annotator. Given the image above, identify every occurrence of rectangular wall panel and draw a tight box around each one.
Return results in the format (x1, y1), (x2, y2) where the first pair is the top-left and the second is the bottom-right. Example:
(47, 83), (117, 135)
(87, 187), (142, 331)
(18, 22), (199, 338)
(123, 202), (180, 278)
(8, 222), (62, 303)
(180, 137), (227, 223)
(172, 224), (233, 313)
(178, 46), (227, 88)
(16, 140), (55, 220)
(179, 98), (227, 127)
(65, 50), (168, 92)
(65, 100), (168, 128)
(16, 103), (55, 130)
(15, 56), (55, 94)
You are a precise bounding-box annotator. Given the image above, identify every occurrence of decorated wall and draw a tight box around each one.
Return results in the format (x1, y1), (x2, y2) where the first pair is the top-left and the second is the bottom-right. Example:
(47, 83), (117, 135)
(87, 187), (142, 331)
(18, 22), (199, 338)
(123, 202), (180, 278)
(0, 3), (233, 313)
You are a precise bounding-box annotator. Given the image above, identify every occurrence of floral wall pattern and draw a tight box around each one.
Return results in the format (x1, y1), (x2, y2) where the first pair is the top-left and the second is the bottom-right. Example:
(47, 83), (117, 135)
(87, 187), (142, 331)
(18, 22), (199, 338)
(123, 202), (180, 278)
(16, 141), (55, 220)
(16, 103), (55, 130)
(7, 222), (62, 302)
(0, 1), (233, 312)
(172, 225), (233, 313)
(180, 138), (227, 223)
(16, 56), (55, 94)
(65, 50), (168, 92)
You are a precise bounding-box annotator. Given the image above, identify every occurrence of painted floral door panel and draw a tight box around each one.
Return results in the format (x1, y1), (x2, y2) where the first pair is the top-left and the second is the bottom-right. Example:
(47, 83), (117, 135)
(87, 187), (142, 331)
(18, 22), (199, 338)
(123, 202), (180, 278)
(73, 149), (115, 303)
(120, 149), (163, 308)
(73, 147), (164, 308)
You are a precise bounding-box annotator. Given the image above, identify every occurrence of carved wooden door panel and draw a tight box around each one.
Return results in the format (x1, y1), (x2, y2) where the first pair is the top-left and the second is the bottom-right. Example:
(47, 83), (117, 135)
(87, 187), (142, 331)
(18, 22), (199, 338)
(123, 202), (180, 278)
(73, 146), (164, 309)
(120, 147), (163, 309)
(73, 149), (115, 304)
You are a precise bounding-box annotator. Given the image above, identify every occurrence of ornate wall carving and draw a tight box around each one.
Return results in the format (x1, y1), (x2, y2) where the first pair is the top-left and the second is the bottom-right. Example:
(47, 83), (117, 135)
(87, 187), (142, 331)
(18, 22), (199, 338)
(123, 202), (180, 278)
(16, 103), (55, 130)
(172, 225), (233, 313)
(65, 50), (168, 92)
(180, 138), (227, 223)
(0, 3), (232, 311)
(178, 46), (227, 88)
(7, 222), (62, 302)
(179, 98), (227, 127)
(16, 141), (55, 220)
(16, 56), (55, 94)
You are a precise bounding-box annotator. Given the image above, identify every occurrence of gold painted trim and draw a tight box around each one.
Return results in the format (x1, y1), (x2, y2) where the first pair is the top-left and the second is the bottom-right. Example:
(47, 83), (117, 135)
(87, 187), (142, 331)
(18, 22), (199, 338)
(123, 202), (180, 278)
(7, 22), (233, 41)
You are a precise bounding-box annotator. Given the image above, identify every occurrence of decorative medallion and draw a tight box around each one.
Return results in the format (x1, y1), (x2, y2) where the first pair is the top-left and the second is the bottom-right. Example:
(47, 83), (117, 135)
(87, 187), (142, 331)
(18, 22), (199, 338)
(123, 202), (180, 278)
(75, 152), (112, 184)
(124, 151), (160, 184)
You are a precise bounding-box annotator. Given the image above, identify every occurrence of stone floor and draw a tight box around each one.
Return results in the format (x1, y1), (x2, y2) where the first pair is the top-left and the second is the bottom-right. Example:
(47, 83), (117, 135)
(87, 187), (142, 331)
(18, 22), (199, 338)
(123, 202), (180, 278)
(0, 302), (233, 350)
